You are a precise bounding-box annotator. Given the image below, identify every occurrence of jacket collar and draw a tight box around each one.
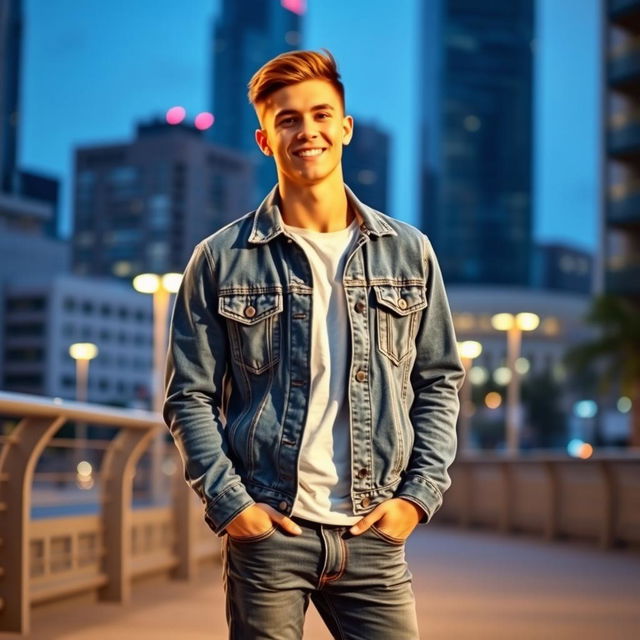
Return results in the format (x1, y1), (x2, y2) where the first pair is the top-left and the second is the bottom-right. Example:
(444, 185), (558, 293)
(248, 183), (397, 244)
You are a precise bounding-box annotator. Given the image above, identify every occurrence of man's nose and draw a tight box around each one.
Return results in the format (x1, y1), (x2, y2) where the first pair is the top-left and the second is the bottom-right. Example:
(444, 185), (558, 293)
(296, 117), (319, 140)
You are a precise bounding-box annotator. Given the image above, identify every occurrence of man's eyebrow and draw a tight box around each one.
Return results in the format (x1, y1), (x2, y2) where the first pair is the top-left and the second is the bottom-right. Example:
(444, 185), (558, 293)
(274, 104), (335, 119)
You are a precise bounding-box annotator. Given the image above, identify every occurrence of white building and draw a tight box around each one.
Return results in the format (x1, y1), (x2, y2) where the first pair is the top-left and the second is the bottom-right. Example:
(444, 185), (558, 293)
(3, 275), (153, 407)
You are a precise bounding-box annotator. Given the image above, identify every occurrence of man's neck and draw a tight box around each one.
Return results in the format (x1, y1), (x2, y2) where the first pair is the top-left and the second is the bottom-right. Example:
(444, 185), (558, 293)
(278, 173), (355, 232)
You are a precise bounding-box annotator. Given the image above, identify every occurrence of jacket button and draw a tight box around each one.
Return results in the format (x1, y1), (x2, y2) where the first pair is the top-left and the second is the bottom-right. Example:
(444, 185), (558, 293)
(354, 301), (366, 313)
(278, 500), (289, 511)
(355, 370), (367, 382)
(397, 298), (407, 310)
(357, 468), (369, 479)
(361, 496), (371, 508)
(244, 305), (256, 318)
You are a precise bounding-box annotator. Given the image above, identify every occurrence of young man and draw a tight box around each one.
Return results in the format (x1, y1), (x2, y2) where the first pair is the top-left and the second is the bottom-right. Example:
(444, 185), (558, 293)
(164, 49), (465, 639)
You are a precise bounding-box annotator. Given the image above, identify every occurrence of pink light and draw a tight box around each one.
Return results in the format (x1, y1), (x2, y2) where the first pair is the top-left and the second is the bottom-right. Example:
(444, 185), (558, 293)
(194, 112), (215, 131)
(281, 0), (306, 15)
(166, 106), (186, 125)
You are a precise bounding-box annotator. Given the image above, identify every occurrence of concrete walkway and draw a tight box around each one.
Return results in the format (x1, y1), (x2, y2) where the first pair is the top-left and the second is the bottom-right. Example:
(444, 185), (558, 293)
(8, 526), (640, 639)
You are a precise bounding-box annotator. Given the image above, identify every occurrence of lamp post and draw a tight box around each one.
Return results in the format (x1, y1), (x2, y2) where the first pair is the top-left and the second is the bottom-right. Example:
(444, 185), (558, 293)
(457, 340), (483, 453)
(490, 312), (540, 453)
(133, 272), (182, 504)
(69, 342), (98, 466)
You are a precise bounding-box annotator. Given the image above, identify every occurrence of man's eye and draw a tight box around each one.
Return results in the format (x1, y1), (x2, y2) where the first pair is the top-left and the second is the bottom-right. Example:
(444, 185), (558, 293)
(317, 113), (330, 119)
(281, 117), (296, 125)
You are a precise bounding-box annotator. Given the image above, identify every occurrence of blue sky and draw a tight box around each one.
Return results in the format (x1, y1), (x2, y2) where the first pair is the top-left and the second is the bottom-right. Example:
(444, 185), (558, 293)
(19, 0), (599, 252)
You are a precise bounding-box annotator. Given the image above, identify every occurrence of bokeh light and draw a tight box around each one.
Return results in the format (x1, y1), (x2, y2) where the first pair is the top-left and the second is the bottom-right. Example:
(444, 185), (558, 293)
(516, 312), (540, 331)
(133, 273), (160, 294)
(573, 400), (597, 419)
(194, 112), (215, 130)
(69, 343), (98, 360)
(458, 340), (483, 359)
(161, 273), (183, 293)
(493, 366), (512, 386)
(515, 357), (530, 375)
(468, 366), (489, 385)
(567, 439), (593, 459)
(485, 392), (502, 409)
(77, 461), (93, 476)
(166, 106), (186, 125)
(617, 396), (632, 413)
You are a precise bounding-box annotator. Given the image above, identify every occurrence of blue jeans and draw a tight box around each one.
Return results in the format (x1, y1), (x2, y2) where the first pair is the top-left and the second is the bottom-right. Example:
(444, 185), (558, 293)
(221, 516), (420, 639)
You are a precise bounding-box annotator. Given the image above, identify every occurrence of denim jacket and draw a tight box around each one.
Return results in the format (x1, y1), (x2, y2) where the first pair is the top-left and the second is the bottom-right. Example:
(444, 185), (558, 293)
(163, 184), (465, 536)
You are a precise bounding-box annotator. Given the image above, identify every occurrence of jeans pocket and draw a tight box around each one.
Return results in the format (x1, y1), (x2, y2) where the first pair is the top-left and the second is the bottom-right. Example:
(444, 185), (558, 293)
(227, 525), (277, 544)
(369, 523), (406, 546)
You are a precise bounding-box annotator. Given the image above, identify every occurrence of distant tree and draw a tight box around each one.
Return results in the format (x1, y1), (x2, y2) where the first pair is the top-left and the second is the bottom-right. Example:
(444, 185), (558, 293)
(563, 295), (640, 447)
(521, 370), (567, 448)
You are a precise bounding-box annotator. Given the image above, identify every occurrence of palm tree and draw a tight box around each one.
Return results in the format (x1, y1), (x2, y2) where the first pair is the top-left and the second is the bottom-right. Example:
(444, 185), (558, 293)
(563, 295), (640, 447)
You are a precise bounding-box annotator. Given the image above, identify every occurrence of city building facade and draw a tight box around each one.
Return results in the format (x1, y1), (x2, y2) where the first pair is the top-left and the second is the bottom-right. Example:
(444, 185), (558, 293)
(603, 0), (640, 303)
(72, 119), (253, 280)
(342, 118), (390, 213)
(2, 275), (153, 407)
(419, 0), (534, 286)
(209, 0), (303, 200)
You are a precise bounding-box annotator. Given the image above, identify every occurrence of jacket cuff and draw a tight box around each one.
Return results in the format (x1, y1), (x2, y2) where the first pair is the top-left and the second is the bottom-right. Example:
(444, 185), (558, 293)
(203, 483), (255, 536)
(395, 475), (443, 524)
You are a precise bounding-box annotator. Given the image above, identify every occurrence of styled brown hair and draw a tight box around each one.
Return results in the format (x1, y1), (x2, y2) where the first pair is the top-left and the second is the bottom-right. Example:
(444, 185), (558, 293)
(248, 49), (345, 115)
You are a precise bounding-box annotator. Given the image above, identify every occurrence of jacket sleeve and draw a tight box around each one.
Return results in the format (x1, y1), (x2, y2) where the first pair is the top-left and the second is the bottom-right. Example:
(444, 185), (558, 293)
(163, 241), (255, 535)
(394, 233), (466, 523)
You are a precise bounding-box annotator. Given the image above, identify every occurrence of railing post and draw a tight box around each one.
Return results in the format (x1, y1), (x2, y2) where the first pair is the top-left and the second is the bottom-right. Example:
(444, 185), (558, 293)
(99, 425), (156, 603)
(171, 454), (197, 580)
(499, 461), (513, 533)
(543, 460), (559, 541)
(459, 462), (472, 528)
(0, 416), (64, 635)
(600, 460), (616, 549)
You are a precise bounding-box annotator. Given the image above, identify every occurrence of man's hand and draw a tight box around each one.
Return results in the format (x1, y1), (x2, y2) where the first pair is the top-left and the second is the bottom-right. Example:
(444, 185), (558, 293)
(349, 498), (425, 540)
(225, 502), (302, 538)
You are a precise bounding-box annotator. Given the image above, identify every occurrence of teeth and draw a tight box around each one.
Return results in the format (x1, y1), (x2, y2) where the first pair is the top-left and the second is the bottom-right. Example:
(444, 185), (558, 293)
(297, 148), (324, 157)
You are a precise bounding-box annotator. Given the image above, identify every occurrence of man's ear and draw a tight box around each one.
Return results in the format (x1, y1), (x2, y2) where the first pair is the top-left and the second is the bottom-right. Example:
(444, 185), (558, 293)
(342, 115), (354, 146)
(255, 129), (272, 156)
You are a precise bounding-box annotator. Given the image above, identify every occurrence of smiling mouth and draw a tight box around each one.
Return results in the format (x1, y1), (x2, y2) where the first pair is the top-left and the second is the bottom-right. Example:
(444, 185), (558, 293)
(293, 148), (327, 158)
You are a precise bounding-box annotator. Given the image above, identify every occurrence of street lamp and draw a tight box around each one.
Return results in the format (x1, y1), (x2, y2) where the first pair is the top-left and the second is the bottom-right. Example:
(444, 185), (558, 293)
(69, 342), (98, 466)
(133, 272), (182, 503)
(457, 340), (483, 452)
(490, 312), (540, 453)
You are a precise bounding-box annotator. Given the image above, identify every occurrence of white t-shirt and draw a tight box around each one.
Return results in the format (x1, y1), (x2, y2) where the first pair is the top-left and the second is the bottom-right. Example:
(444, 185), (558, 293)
(284, 216), (361, 524)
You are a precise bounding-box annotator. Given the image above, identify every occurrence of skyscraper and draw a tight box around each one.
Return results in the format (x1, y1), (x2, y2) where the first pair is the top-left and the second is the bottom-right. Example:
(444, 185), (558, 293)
(603, 0), (640, 303)
(419, 0), (534, 286)
(0, 0), (22, 194)
(209, 0), (303, 201)
(342, 118), (390, 213)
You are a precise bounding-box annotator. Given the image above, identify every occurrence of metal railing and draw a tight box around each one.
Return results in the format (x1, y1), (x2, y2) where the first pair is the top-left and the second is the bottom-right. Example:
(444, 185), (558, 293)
(1, 391), (639, 635)
(439, 452), (640, 549)
(0, 391), (218, 635)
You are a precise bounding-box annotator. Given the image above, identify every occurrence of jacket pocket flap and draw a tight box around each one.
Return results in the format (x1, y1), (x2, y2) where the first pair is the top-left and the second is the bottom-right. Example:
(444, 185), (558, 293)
(373, 284), (427, 316)
(218, 291), (283, 325)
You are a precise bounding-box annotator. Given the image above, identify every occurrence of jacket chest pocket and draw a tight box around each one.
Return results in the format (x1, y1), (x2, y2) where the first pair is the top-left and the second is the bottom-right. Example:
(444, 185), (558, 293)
(218, 289), (283, 375)
(373, 283), (427, 366)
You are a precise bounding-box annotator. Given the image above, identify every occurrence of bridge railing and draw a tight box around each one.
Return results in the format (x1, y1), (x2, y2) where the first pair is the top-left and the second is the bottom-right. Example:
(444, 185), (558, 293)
(0, 391), (217, 636)
(1, 391), (639, 635)
(439, 451), (640, 549)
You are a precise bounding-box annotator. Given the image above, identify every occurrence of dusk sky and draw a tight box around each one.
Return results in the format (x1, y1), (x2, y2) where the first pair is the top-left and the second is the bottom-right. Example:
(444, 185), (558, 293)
(19, 0), (600, 253)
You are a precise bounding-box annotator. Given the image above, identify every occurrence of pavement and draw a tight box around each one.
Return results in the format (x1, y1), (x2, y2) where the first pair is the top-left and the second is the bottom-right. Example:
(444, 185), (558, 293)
(6, 525), (640, 639)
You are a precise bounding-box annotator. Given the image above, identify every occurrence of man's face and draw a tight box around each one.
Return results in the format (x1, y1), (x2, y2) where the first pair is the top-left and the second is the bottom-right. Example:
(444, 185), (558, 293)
(255, 79), (353, 187)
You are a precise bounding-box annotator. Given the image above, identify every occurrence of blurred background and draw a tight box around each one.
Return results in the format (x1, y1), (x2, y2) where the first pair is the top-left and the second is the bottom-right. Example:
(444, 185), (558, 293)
(0, 0), (639, 638)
